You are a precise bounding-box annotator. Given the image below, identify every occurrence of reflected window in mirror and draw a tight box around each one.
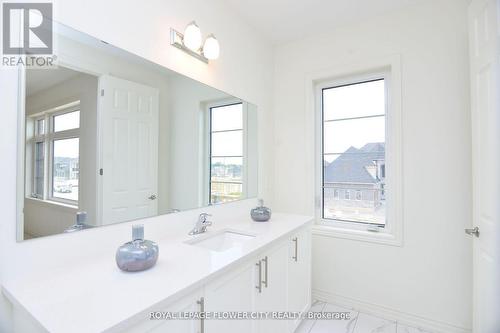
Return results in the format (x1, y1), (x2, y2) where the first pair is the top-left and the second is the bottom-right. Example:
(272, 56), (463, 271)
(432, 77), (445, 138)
(26, 103), (81, 206)
(209, 102), (245, 204)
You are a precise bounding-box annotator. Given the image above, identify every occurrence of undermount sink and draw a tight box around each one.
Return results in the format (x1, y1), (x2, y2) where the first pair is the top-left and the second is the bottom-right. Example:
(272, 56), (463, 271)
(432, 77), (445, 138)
(187, 230), (256, 252)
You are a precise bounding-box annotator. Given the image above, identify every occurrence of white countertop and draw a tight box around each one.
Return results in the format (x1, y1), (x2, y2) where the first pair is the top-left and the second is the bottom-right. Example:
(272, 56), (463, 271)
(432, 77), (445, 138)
(3, 212), (312, 333)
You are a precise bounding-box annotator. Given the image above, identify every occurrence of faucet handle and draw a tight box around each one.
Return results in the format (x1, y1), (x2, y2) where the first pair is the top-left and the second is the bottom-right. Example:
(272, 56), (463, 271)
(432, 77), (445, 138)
(198, 213), (212, 223)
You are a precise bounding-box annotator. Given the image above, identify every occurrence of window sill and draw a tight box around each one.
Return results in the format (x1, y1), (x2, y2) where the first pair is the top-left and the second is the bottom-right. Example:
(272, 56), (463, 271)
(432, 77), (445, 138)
(312, 222), (403, 247)
(24, 197), (78, 212)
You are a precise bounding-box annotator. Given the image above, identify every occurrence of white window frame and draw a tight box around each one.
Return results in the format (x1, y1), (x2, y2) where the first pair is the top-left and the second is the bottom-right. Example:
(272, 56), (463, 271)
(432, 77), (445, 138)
(311, 55), (403, 246)
(26, 101), (81, 208)
(30, 116), (47, 199)
(203, 99), (248, 205)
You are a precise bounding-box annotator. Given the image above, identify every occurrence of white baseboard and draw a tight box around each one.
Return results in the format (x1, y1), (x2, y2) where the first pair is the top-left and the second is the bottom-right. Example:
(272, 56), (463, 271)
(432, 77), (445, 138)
(312, 289), (471, 333)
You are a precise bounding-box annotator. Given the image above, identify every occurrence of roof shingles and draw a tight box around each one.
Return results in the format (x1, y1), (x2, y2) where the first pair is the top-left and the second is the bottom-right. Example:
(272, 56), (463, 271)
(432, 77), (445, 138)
(324, 143), (385, 184)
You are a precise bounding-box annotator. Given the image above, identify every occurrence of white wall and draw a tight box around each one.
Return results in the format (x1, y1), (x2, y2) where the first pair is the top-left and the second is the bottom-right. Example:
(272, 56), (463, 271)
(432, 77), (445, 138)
(0, 0), (274, 331)
(272, 0), (472, 331)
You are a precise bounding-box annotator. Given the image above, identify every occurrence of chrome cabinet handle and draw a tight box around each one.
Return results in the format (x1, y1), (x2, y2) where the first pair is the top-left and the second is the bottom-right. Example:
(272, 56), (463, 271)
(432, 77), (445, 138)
(292, 237), (298, 262)
(465, 227), (480, 237)
(197, 297), (205, 333)
(148, 194), (157, 200)
(255, 261), (262, 293)
(262, 256), (268, 288)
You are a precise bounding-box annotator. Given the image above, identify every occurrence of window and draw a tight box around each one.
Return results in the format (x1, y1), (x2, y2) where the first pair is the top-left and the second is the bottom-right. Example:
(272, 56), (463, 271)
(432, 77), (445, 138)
(314, 58), (402, 245)
(209, 102), (244, 204)
(53, 111), (80, 132)
(321, 78), (386, 227)
(27, 103), (80, 206)
(344, 190), (351, 200)
(355, 190), (362, 201)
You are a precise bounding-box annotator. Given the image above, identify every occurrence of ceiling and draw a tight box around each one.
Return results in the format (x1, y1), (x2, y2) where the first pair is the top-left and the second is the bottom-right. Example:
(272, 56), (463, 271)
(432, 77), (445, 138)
(221, 0), (423, 44)
(26, 66), (82, 96)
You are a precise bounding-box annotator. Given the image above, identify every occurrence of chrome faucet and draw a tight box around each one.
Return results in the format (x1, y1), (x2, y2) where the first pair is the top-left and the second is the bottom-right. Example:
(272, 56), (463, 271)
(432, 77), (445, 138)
(189, 213), (212, 235)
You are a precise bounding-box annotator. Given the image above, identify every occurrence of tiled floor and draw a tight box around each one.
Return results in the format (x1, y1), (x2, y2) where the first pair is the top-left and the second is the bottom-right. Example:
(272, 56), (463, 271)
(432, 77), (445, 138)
(295, 301), (432, 333)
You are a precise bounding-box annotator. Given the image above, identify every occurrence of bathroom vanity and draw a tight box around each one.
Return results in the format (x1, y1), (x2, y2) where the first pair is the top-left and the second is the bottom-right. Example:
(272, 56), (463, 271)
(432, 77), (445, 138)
(3, 209), (312, 333)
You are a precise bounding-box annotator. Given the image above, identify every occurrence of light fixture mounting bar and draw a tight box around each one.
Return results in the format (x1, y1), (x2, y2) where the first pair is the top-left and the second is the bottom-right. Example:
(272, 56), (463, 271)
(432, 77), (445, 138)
(170, 28), (209, 64)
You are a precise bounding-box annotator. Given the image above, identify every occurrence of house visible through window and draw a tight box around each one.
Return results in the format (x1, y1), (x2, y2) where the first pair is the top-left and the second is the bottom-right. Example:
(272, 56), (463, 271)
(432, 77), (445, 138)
(28, 104), (81, 205)
(209, 102), (244, 204)
(321, 79), (386, 226)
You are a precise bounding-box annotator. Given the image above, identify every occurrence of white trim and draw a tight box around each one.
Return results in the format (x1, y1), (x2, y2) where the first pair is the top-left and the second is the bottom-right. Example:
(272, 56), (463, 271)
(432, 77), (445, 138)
(312, 224), (401, 246)
(17, 65), (26, 241)
(307, 54), (403, 246)
(24, 197), (79, 213)
(312, 289), (471, 333)
(29, 100), (80, 118)
(96, 76), (105, 226)
(242, 101), (249, 199)
(201, 100), (211, 206)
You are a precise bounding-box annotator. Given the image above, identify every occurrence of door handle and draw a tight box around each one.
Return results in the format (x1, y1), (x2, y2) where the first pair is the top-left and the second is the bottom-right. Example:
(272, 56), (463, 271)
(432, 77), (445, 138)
(262, 256), (268, 288)
(465, 227), (480, 237)
(292, 237), (298, 262)
(148, 194), (157, 200)
(255, 261), (262, 293)
(196, 297), (205, 333)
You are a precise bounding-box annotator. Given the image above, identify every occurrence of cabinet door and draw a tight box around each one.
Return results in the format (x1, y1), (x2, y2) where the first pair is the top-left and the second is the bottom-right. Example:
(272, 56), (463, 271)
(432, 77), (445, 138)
(125, 289), (203, 333)
(148, 291), (203, 333)
(287, 228), (312, 332)
(204, 262), (257, 333)
(255, 243), (289, 333)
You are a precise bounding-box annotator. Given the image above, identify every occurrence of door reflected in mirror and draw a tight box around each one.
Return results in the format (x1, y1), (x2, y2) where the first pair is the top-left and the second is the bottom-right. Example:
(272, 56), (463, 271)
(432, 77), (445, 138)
(20, 22), (258, 241)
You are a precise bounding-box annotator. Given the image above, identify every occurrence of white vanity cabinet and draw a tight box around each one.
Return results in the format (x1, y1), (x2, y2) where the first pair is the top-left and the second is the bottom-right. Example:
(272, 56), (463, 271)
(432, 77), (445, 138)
(7, 221), (312, 333)
(287, 229), (312, 332)
(125, 226), (311, 333)
(124, 288), (204, 333)
(204, 241), (290, 333)
(254, 242), (289, 333)
(204, 261), (257, 333)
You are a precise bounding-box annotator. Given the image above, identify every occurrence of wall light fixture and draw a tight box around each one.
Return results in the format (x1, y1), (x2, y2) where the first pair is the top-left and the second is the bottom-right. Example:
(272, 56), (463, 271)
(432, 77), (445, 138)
(170, 21), (220, 63)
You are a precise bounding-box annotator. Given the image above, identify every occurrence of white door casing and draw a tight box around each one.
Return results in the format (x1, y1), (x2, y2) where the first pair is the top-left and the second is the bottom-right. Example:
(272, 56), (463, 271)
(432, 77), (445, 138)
(99, 75), (159, 225)
(468, 0), (500, 332)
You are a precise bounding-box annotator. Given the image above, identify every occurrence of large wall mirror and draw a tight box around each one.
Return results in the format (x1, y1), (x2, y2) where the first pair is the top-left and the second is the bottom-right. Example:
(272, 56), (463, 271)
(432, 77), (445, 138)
(19, 23), (258, 241)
